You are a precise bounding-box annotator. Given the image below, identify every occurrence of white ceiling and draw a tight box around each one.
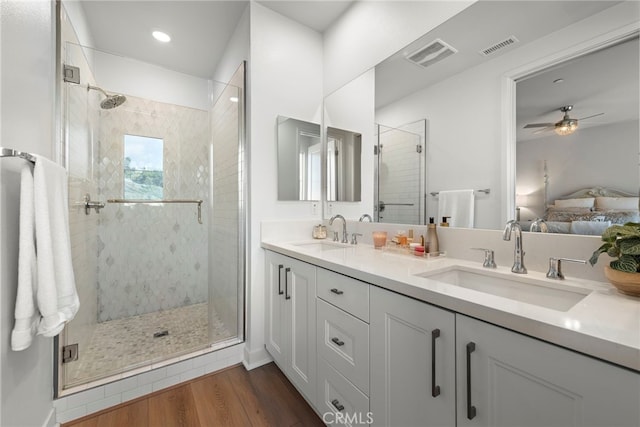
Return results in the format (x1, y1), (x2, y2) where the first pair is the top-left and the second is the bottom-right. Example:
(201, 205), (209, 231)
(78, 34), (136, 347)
(375, 1), (623, 109)
(516, 36), (639, 141)
(79, 0), (353, 79)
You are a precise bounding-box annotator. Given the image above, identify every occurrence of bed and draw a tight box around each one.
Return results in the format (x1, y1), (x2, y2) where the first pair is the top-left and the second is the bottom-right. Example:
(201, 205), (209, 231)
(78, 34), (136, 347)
(538, 187), (639, 235)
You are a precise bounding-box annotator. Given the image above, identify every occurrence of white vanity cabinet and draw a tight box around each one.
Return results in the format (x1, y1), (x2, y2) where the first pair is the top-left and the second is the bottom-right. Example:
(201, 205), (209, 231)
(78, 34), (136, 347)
(264, 251), (317, 403)
(370, 285), (457, 427)
(456, 314), (640, 427)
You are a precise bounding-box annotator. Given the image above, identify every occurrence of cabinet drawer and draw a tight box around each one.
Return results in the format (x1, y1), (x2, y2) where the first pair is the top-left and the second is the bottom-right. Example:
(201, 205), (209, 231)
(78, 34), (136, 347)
(317, 299), (369, 395)
(317, 357), (370, 427)
(317, 268), (369, 322)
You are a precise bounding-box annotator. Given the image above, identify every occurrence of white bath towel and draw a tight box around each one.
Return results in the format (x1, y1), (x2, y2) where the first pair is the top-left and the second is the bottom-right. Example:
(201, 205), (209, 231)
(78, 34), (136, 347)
(11, 165), (39, 350)
(11, 156), (79, 350)
(437, 190), (475, 228)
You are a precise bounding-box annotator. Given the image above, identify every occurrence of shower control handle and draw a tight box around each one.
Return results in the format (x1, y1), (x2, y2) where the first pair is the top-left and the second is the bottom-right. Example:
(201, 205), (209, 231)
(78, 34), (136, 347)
(285, 267), (291, 300)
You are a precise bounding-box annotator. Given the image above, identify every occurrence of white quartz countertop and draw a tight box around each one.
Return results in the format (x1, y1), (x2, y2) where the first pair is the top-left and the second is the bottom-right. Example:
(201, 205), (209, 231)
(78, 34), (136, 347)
(262, 239), (640, 372)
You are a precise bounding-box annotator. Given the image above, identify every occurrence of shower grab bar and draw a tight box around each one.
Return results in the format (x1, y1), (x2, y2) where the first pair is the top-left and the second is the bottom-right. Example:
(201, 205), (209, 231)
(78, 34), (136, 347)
(430, 189), (490, 197)
(0, 147), (37, 163)
(107, 199), (204, 224)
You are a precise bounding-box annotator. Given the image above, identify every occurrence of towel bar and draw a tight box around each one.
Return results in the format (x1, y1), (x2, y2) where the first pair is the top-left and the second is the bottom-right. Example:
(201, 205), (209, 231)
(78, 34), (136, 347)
(107, 199), (204, 224)
(0, 147), (36, 163)
(430, 189), (490, 197)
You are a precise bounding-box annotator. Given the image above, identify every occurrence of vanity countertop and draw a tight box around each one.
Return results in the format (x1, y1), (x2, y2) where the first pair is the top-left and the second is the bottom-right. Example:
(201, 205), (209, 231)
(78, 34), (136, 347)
(262, 239), (640, 372)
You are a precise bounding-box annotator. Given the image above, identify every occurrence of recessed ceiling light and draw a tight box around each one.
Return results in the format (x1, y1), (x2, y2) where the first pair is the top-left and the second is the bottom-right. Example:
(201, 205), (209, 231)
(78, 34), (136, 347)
(152, 31), (171, 43)
(229, 96), (239, 103)
(553, 78), (564, 84)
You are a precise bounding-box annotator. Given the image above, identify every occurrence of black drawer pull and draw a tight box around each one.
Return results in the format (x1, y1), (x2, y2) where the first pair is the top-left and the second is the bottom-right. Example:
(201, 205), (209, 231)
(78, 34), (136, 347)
(431, 328), (441, 397)
(466, 342), (477, 420)
(331, 337), (345, 347)
(331, 399), (345, 411)
(277, 264), (284, 295)
(285, 267), (291, 300)
(330, 288), (344, 295)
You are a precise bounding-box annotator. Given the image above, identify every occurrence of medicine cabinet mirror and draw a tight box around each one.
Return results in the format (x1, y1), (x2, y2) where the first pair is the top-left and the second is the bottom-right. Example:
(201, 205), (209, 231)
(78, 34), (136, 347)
(276, 116), (321, 201)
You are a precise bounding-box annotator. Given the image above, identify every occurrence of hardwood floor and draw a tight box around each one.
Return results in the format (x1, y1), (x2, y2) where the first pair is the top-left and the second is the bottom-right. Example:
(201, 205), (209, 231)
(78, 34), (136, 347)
(64, 363), (324, 427)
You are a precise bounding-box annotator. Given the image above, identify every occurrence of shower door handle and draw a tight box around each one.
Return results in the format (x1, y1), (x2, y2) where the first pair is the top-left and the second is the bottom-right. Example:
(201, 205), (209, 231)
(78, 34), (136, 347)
(277, 264), (284, 295)
(285, 267), (291, 300)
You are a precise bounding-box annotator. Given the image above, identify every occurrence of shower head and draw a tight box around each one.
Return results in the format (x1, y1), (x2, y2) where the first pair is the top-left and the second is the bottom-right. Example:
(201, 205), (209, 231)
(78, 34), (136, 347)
(87, 85), (127, 109)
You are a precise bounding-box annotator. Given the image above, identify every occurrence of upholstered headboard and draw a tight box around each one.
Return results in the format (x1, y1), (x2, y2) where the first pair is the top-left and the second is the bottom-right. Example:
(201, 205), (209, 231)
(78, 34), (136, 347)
(557, 187), (637, 199)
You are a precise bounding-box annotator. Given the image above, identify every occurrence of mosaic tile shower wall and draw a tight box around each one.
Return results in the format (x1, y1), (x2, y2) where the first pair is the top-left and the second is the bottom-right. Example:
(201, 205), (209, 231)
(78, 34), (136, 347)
(97, 96), (209, 321)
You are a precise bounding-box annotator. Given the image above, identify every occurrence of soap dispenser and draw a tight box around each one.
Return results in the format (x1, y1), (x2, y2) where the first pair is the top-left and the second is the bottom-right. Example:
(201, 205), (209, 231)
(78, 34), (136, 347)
(427, 217), (439, 256)
(440, 216), (451, 227)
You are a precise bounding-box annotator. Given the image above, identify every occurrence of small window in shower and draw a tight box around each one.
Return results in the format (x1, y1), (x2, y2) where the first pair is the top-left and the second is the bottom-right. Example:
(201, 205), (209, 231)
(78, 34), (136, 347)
(123, 135), (164, 199)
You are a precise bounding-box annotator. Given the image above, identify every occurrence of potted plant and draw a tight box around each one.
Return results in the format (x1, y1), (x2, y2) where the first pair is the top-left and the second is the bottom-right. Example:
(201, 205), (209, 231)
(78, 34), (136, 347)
(589, 222), (640, 296)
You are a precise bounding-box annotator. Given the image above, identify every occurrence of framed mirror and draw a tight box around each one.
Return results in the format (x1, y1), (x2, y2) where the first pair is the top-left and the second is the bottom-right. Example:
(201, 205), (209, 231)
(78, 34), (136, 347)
(325, 0), (639, 232)
(277, 116), (321, 201)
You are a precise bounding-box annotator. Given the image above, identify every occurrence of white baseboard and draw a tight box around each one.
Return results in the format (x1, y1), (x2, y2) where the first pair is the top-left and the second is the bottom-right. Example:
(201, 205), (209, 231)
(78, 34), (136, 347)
(242, 346), (272, 370)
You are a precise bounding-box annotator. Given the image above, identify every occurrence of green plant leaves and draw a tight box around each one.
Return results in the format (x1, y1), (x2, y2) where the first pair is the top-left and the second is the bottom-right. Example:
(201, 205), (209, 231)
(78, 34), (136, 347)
(610, 255), (639, 273)
(591, 223), (640, 272)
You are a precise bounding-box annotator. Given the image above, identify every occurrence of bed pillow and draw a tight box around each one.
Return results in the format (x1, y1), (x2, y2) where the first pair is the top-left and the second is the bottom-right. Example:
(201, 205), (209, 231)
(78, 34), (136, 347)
(554, 197), (595, 208)
(595, 196), (639, 210)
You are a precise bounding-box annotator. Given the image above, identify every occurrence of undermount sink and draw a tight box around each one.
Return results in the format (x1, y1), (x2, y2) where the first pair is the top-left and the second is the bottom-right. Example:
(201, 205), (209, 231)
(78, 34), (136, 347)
(292, 241), (347, 252)
(416, 267), (591, 312)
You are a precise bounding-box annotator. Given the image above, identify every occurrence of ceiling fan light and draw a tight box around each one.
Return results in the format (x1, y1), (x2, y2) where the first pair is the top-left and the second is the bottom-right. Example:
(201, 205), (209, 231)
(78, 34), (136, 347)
(555, 120), (578, 136)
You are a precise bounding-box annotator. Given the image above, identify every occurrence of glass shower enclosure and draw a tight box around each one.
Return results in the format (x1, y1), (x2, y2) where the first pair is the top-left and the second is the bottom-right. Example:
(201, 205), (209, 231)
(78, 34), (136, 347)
(58, 42), (245, 393)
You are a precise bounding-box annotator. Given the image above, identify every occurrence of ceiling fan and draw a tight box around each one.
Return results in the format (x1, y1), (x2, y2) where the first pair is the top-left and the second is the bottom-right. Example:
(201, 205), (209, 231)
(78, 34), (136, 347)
(523, 105), (604, 136)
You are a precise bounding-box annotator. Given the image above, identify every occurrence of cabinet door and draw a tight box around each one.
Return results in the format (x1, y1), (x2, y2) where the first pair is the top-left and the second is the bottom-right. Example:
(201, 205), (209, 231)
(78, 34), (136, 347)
(457, 314), (640, 427)
(264, 251), (288, 367)
(287, 257), (317, 403)
(370, 286), (456, 427)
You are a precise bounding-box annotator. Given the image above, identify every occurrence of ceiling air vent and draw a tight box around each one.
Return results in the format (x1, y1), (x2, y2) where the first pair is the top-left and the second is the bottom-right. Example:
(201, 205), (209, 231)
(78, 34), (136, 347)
(479, 35), (520, 57)
(405, 39), (458, 68)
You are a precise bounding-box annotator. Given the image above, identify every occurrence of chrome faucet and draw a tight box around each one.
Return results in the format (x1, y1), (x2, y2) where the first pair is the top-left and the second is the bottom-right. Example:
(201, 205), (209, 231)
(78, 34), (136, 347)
(503, 220), (527, 274)
(530, 218), (548, 233)
(329, 214), (348, 244)
(359, 214), (373, 222)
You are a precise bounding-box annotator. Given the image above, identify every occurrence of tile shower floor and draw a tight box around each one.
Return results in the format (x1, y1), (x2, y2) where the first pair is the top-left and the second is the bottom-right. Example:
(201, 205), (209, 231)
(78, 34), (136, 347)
(65, 303), (232, 385)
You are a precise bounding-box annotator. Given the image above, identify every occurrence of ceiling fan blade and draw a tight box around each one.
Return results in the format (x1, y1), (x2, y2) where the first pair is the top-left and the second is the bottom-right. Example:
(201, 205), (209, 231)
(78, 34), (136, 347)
(524, 123), (554, 128)
(533, 126), (554, 134)
(577, 112), (604, 121)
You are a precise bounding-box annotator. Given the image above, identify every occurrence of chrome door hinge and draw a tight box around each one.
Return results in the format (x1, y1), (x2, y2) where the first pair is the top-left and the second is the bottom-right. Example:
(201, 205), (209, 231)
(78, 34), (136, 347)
(63, 64), (80, 84)
(62, 344), (78, 364)
(416, 144), (423, 153)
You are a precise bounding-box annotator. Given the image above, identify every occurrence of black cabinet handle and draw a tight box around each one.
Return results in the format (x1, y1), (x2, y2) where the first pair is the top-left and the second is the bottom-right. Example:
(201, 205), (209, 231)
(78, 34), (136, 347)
(331, 399), (344, 411)
(285, 267), (291, 300)
(431, 329), (441, 397)
(466, 342), (477, 420)
(277, 264), (284, 295)
(331, 337), (345, 347)
(330, 288), (344, 295)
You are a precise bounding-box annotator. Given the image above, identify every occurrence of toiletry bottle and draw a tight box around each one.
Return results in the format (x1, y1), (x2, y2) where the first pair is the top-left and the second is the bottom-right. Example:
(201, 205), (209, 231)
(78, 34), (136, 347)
(427, 217), (439, 256)
(440, 216), (451, 227)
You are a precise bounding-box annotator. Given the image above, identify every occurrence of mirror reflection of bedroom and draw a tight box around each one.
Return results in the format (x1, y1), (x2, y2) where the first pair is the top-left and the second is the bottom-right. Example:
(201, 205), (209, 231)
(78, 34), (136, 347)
(516, 34), (639, 235)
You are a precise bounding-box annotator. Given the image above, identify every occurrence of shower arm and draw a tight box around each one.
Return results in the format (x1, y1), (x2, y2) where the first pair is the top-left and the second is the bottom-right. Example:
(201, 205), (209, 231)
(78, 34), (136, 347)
(87, 85), (109, 97)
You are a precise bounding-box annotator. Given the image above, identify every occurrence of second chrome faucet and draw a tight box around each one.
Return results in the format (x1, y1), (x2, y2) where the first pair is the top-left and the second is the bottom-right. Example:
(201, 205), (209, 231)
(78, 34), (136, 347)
(329, 214), (349, 244)
(503, 220), (527, 274)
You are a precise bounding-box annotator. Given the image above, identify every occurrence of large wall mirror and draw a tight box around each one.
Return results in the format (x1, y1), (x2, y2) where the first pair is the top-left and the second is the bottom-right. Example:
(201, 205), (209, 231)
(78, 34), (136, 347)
(323, 0), (639, 233)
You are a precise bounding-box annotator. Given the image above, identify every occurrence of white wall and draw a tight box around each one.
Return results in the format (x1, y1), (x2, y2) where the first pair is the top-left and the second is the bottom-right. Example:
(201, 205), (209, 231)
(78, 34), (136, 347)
(246, 2), (324, 368)
(376, 1), (640, 231)
(323, 0), (475, 95)
(211, 4), (249, 98)
(517, 120), (639, 220)
(0, 1), (56, 426)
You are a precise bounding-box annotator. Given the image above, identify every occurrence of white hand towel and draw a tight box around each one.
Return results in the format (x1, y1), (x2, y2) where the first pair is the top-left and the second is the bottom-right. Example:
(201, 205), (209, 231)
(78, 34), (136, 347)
(11, 165), (39, 351)
(32, 155), (79, 337)
(437, 189), (475, 228)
